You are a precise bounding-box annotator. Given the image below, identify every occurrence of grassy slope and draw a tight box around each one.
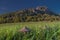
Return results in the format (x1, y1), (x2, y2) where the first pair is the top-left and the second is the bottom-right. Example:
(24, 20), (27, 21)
(0, 22), (60, 40)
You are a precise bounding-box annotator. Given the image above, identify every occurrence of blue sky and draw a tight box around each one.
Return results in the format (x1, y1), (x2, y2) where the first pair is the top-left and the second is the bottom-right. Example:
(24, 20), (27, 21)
(0, 0), (60, 14)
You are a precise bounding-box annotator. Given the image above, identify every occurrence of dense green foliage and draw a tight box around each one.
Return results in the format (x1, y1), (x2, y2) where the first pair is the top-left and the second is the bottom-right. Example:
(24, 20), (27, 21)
(0, 6), (60, 23)
(0, 22), (60, 40)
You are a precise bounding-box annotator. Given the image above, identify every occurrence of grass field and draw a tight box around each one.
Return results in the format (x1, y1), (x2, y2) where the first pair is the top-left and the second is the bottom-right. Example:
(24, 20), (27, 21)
(0, 22), (60, 40)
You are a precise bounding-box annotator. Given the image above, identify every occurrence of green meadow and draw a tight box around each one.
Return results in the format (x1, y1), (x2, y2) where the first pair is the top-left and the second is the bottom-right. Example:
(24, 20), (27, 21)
(0, 22), (60, 40)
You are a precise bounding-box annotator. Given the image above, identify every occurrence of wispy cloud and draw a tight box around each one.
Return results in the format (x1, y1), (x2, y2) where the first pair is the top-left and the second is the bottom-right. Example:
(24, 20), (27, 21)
(0, 7), (7, 10)
(0, 7), (8, 13)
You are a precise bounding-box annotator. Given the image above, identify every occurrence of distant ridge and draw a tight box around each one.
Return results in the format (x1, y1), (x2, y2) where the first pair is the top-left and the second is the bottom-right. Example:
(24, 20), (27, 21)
(0, 6), (60, 23)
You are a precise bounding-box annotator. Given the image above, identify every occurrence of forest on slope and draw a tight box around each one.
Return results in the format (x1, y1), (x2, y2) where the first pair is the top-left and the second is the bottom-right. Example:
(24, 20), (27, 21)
(0, 6), (60, 23)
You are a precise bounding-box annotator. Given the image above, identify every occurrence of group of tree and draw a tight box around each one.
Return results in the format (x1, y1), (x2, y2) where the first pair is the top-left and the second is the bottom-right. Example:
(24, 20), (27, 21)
(0, 6), (60, 24)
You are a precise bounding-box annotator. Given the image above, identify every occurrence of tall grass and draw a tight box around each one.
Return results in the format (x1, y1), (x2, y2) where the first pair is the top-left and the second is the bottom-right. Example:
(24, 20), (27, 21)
(0, 22), (60, 40)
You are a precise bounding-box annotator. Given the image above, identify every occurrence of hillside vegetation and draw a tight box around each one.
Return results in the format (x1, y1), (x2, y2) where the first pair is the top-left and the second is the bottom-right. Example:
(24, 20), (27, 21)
(0, 6), (60, 23)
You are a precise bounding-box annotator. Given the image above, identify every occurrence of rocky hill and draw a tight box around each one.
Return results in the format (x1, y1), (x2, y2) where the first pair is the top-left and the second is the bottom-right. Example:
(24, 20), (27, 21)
(0, 6), (60, 23)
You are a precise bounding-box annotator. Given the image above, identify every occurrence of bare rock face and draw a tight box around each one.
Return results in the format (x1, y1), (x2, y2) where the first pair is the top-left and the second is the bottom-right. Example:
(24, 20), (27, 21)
(36, 6), (47, 11)
(19, 26), (30, 33)
(28, 8), (35, 12)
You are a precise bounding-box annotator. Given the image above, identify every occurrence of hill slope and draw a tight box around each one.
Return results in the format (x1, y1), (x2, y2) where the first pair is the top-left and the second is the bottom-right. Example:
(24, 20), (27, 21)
(0, 6), (60, 23)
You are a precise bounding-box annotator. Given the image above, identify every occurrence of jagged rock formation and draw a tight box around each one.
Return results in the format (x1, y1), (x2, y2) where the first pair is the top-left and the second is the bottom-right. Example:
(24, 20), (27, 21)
(0, 6), (60, 23)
